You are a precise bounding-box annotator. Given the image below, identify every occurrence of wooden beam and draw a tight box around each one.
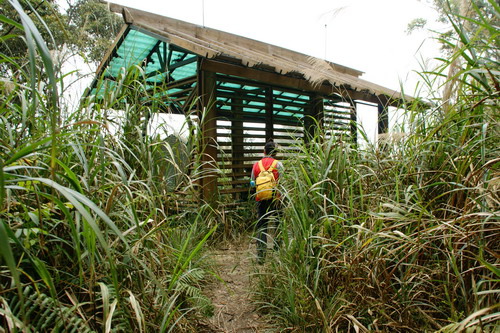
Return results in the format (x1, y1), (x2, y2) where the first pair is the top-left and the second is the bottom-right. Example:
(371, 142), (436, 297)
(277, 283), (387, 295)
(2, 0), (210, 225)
(86, 24), (130, 96)
(200, 58), (401, 107)
(144, 40), (162, 65)
(95, 24), (130, 77)
(199, 67), (218, 203)
(169, 56), (197, 71)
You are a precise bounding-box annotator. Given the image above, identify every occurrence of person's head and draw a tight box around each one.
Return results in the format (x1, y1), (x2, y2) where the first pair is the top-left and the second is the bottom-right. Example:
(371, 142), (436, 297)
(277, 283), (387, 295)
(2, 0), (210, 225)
(264, 141), (277, 157)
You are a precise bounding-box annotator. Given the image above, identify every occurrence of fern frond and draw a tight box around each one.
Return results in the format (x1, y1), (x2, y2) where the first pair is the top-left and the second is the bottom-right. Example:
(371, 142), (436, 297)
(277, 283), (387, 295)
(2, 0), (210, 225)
(2, 286), (94, 332)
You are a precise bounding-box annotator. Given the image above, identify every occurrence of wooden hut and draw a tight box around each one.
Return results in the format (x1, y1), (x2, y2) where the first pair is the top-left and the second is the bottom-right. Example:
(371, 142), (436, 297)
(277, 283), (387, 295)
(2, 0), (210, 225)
(92, 2), (406, 203)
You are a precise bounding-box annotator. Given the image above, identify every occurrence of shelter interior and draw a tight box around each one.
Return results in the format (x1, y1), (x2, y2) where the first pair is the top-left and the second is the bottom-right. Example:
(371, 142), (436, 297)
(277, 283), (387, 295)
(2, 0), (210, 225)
(92, 3), (405, 203)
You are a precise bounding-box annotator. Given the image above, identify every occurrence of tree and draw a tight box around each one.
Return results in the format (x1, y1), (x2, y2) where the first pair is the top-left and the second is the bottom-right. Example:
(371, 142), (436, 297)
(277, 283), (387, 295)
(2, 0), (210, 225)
(63, 0), (122, 63)
(1, 0), (65, 70)
(406, 0), (499, 109)
(407, 0), (500, 57)
(0, 0), (122, 74)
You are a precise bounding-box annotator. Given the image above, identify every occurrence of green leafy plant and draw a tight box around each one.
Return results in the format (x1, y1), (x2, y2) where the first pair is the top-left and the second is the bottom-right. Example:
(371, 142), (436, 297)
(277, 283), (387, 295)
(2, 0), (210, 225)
(255, 1), (499, 331)
(0, 2), (217, 331)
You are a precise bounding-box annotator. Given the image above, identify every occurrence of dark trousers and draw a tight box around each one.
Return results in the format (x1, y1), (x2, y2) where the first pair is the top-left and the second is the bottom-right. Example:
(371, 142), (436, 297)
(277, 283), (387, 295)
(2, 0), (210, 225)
(256, 199), (278, 261)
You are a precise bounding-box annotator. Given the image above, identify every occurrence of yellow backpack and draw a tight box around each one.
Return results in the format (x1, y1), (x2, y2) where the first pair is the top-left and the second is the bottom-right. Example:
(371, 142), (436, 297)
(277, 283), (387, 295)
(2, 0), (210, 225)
(255, 159), (278, 201)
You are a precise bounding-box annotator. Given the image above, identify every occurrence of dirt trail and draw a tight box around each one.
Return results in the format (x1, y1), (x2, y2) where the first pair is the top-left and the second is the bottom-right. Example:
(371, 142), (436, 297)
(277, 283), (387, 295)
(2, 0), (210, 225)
(201, 238), (272, 333)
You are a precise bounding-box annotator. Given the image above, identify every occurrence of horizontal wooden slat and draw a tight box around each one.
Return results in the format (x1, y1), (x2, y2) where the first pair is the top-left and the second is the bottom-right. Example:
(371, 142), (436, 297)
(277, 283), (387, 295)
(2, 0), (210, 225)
(218, 112), (303, 127)
(216, 133), (303, 141)
(216, 100), (261, 110)
(168, 86), (195, 97)
(324, 102), (352, 108)
(217, 88), (266, 97)
(171, 96), (190, 103)
(218, 179), (249, 186)
(221, 171), (258, 178)
(215, 71), (318, 100)
(217, 125), (266, 132)
(218, 155), (261, 162)
(273, 100), (310, 109)
(216, 74), (272, 89)
(324, 107), (351, 112)
(216, 148), (263, 153)
(324, 113), (351, 120)
(324, 123), (351, 131)
(217, 162), (254, 168)
(216, 141), (266, 147)
(167, 76), (197, 89)
(219, 187), (249, 195)
(216, 147), (257, 153)
(216, 100), (266, 109)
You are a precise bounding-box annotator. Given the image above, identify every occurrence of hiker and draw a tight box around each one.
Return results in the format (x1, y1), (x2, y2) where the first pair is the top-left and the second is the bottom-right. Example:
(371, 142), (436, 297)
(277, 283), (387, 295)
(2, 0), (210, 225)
(250, 141), (283, 263)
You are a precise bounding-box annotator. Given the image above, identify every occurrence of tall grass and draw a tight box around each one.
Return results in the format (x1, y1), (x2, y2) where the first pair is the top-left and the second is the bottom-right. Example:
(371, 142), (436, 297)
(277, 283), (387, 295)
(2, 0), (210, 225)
(256, 1), (499, 331)
(1, 2), (216, 331)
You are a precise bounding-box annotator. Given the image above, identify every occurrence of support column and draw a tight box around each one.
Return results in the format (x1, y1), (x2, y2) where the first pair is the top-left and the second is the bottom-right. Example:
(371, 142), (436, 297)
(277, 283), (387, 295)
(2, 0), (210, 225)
(231, 96), (244, 200)
(305, 94), (324, 141)
(350, 100), (358, 146)
(200, 69), (218, 202)
(378, 103), (389, 135)
(265, 87), (273, 142)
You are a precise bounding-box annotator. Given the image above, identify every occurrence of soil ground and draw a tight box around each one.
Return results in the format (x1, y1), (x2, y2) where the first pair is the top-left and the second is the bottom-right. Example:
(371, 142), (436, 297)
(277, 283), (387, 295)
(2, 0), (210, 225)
(199, 237), (275, 333)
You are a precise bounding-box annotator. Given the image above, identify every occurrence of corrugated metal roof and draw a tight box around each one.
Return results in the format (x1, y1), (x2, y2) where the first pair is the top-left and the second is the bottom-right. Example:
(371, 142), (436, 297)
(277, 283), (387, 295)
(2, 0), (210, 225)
(100, 2), (404, 102)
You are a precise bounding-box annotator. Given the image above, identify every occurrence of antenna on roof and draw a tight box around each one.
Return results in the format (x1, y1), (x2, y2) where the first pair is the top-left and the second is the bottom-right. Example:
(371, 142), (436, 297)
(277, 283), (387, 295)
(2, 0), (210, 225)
(324, 24), (328, 59)
(202, 0), (205, 27)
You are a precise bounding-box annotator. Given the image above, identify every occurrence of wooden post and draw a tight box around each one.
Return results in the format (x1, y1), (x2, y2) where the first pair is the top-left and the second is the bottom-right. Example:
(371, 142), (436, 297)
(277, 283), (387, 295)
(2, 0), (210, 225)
(199, 69), (218, 202)
(232, 96), (244, 200)
(306, 94), (323, 141)
(378, 103), (389, 135)
(350, 100), (358, 146)
(265, 87), (273, 142)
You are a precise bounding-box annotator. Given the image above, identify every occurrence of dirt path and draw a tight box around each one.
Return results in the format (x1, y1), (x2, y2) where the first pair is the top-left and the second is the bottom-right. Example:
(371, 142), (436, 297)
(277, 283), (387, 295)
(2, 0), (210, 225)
(201, 238), (273, 333)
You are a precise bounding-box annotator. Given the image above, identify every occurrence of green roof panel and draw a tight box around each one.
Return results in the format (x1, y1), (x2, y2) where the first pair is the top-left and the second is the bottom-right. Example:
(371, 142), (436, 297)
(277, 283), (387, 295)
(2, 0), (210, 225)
(103, 27), (198, 82)
(105, 29), (160, 78)
(92, 26), (199, 99)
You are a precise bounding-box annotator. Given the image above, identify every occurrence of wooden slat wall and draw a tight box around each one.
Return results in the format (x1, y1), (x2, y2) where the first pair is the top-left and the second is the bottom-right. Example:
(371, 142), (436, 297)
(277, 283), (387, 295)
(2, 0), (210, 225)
(214, 75), (316, 201)
(160, 73), (355, 204)
(216, 75), (265, 201)
(323, 98), (353, 139)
